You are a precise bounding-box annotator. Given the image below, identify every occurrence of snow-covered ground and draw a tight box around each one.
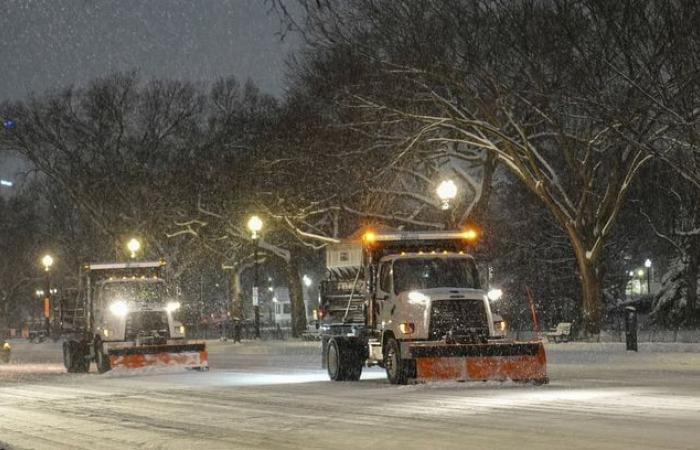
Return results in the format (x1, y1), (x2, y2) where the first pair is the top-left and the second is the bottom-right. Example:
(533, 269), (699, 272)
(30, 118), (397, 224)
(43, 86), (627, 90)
(1, 339), (700, 449)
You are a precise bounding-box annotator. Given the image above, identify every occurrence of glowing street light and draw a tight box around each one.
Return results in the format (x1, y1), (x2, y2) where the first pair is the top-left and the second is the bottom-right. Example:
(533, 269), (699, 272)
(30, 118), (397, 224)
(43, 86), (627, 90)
(40, 254), (54, 336)
(303, 275), (312, 287)
(644, 259), (652, 294)
(247, 215), (263, 239)
(127, 238), (141, 259)
(436, 179), (458, 210)
(41, 254), (54, 272)
(247, 215), (264, 339)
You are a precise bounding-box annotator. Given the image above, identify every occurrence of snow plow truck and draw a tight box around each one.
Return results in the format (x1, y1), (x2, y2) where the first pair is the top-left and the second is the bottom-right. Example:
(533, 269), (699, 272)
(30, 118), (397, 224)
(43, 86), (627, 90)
(319, 230), (548, 384)
(61, 260), (207, 373)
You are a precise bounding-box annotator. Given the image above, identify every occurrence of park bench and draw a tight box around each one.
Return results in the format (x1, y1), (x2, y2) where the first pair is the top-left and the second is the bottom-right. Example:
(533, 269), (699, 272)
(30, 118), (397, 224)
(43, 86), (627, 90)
(545, 322), (572, 343)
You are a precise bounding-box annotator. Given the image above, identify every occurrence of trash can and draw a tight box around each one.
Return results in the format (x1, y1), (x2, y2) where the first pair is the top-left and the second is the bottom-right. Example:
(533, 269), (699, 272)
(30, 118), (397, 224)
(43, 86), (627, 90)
(625, 306), (638, 352)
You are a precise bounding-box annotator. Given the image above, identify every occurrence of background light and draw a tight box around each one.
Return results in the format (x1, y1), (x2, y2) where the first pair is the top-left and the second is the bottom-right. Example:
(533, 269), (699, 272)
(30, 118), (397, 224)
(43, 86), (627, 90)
(41, 254), (54, 271)
(644, 259), (652, 268)
(247, 215), (263, 238)
(303, 275), (312, 287)
(127, 238), (141, 258)
(436, 180), (458, 210)
(436, 180), (458, 201)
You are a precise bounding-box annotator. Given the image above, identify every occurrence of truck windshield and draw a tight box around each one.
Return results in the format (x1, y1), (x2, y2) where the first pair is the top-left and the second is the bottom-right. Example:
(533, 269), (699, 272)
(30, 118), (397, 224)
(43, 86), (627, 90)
(393, 257), (479, 294)
(100, 281), (166, 304)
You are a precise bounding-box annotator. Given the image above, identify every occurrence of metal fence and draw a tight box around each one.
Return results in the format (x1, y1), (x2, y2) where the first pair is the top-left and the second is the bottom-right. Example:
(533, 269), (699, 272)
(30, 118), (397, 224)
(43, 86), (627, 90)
(513, 329), (700, 343)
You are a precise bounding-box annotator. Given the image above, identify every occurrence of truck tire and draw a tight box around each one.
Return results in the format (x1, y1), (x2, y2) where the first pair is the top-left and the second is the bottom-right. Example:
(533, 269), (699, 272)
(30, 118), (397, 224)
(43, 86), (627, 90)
(327, 338), (347, 381)
(326, 338), (363, 381)
(63, 341), (89, 373)
(345, 343), (363, 382)
(384, 337), (415, 385)
(94, 340), (111, 374)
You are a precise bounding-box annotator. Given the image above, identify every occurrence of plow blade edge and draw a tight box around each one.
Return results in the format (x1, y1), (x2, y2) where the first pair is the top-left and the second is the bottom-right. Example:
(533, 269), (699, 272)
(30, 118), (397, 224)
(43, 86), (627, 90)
(108, 342), (208, 370)
(412, 341), (547, 383)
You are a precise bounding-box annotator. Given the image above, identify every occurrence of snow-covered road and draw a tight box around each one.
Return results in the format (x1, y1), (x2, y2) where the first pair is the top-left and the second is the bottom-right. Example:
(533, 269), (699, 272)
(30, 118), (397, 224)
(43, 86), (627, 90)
(1, 340), (700, 449)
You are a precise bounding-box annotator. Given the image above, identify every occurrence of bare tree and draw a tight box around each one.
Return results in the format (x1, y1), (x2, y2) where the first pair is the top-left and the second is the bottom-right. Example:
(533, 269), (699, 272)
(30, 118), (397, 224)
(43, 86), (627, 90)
(275, 0), (700, 334)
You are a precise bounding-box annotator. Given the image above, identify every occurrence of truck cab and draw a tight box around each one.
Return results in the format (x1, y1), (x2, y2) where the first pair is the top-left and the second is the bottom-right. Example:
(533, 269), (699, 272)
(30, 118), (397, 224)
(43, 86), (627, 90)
(375, 253), (494, 348)
(93, 278), (184, 344)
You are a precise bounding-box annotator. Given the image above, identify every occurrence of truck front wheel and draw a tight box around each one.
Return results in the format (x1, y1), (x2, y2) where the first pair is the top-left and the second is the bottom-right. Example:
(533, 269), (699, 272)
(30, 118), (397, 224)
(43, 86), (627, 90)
(384, 337), (415, 385)
(63, 341), (89, 373)
(94, 340), (111, 374)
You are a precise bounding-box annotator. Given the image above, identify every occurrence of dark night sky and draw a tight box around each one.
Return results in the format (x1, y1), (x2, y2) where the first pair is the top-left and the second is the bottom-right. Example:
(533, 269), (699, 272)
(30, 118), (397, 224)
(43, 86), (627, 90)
(0, 0), (300, 101)
(0, 0), (300, 183)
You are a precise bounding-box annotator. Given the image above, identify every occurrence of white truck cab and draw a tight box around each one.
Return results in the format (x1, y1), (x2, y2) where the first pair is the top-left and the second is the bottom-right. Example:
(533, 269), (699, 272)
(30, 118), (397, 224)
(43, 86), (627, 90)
(93, 278), (185, 343)
(374, 254), (495, 349)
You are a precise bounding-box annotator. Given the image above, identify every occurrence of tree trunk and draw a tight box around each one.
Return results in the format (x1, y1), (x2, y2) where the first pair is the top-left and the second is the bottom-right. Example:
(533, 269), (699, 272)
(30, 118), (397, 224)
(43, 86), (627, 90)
(685, 249), (698, 320)
(569, 232), (602, 336)
(285, 256), (307, 337)
(577, 257), (602, 336)
(231, 263), (251, 321)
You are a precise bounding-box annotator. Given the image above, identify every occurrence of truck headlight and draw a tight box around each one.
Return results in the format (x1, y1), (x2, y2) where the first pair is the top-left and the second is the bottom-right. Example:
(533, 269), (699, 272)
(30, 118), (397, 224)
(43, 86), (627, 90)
(109, 301), (128, 317)
(166, 301), (181, 312)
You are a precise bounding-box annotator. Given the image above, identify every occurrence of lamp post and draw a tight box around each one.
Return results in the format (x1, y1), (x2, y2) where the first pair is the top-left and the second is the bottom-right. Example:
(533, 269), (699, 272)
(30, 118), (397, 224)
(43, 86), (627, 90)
(41, 254), (54, 336)
(644, 259), (652, 295)
(247, 215), (263, 339)
(436, 179), (458, 229)
(127, 238), (141, 259)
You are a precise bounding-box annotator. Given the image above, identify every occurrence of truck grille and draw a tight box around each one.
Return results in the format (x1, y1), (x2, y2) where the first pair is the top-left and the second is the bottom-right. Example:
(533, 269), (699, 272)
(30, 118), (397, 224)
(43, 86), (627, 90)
(125, 311), (170, 341)
(429, 299), (488, 343)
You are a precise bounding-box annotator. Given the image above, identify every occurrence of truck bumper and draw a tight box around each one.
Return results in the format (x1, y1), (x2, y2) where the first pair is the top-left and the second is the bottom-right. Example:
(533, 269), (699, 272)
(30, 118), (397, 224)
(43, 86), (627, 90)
(410, 341), (547, 383)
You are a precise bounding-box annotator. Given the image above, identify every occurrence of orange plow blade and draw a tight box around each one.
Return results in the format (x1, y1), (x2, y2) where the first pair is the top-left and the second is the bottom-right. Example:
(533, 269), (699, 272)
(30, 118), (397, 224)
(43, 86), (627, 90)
(412, 341), (547, 384)
(109, 342), (208, 371)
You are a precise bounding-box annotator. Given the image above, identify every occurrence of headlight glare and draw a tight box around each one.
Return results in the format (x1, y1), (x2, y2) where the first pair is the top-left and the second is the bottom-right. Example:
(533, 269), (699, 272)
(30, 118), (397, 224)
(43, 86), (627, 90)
(109, 301), (128, 317)
(166, 301), (181, 313)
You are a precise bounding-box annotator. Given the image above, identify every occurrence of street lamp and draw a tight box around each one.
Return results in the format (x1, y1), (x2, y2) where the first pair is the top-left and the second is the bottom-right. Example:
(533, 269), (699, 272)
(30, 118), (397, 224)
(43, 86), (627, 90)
(644, 259), (652, 295)
(40, 254), (54, 336)
(436, 179), (458, 228)
(247, 215), (263, 339)
(41, 254), (54, 272)
(436, 179), (458, 210)
(303, 275), (312, 288)
(127, 238), (141, 259)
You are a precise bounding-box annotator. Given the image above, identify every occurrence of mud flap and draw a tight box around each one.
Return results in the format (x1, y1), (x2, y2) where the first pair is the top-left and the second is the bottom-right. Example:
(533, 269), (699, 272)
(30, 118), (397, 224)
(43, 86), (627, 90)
(412, 341), (547, 383)
(108, 342), (208, 370)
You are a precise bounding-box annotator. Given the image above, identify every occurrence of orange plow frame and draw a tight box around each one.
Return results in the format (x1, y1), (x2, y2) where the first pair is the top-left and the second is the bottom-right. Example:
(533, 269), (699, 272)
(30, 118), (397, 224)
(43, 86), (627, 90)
(108, 342), (208, 370)
(412, 341), (547, 383)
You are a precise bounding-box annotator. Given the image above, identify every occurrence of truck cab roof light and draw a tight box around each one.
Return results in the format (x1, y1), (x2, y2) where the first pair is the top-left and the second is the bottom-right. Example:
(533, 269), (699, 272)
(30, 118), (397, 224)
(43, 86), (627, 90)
(360, 230), (480, 243)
